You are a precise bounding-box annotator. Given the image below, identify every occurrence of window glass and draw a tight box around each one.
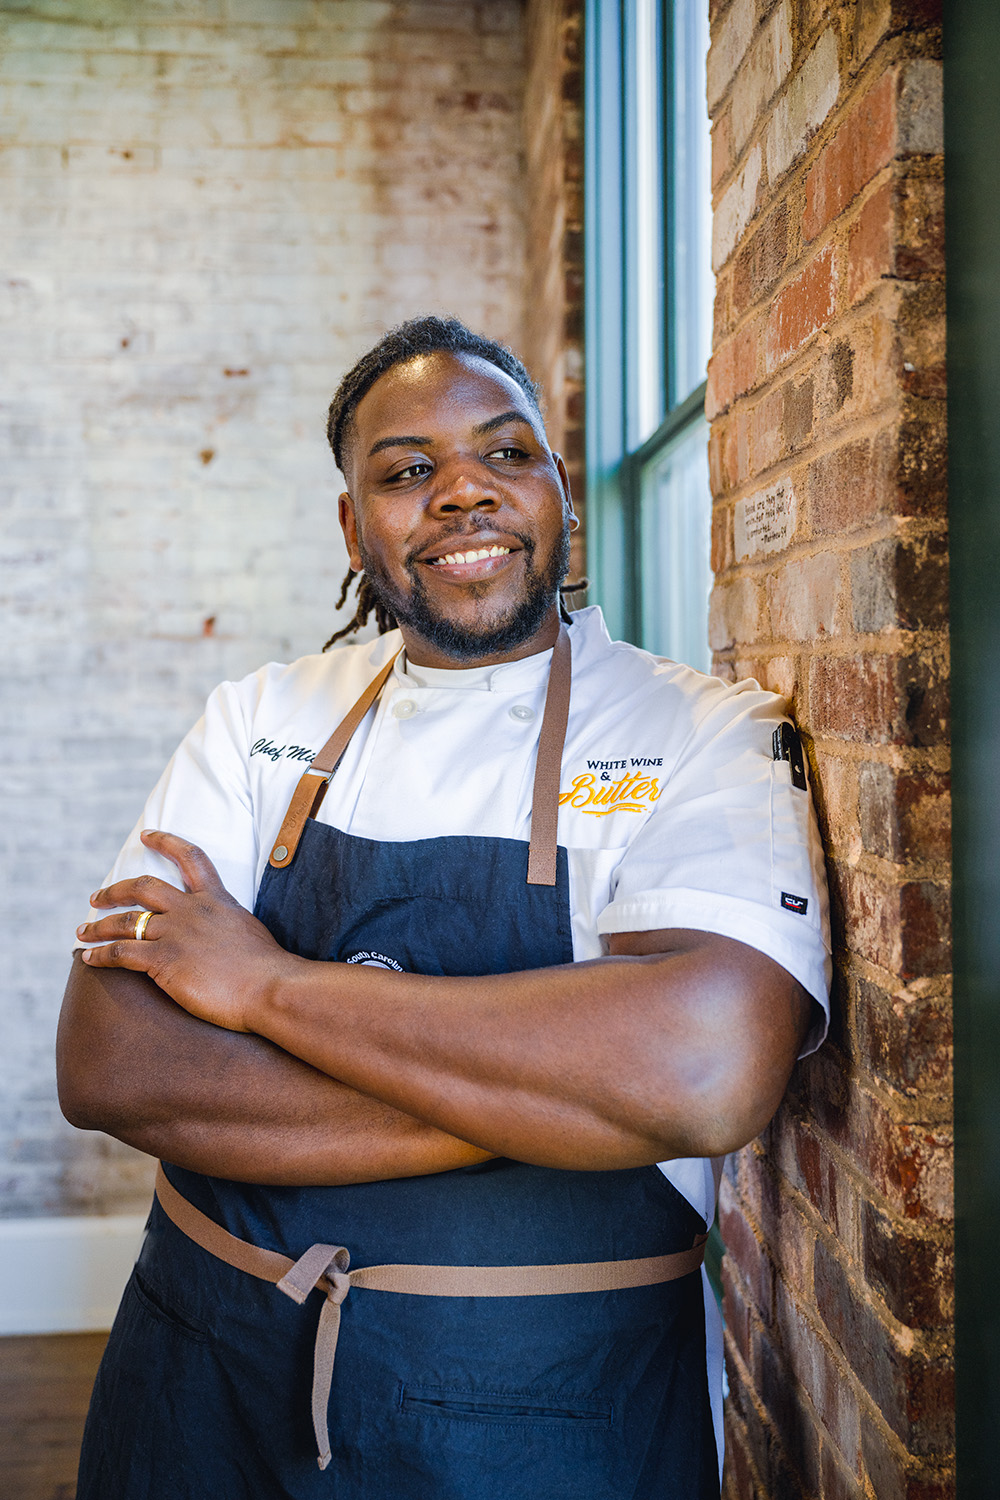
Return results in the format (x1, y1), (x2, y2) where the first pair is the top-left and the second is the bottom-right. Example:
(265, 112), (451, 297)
(639, 414), (712, 671)
(666, 0), (713, 407)
(627, 0), (665, 445)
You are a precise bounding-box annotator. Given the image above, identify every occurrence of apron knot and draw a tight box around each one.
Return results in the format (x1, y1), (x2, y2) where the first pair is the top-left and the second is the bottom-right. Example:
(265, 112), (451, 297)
(276, 1241), (350, 1305)
(328, 1266), (351, 1306)
(275, 1242), (352, 1472)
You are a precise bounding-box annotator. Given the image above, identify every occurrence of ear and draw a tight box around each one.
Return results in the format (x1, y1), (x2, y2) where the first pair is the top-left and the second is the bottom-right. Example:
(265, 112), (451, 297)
(552, 453), (579, 531)
(338, 492), (364, 573)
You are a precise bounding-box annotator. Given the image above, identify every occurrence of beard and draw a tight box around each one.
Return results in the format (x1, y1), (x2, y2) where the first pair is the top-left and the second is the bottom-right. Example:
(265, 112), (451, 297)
(357, 519), (571, 661)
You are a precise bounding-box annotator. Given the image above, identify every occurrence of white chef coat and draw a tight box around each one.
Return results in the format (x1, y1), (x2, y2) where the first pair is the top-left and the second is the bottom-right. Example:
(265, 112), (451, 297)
(82, 604), (832, 1468)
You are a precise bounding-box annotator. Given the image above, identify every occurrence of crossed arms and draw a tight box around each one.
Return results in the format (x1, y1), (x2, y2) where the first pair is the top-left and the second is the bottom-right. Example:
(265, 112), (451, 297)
(57, 831), (815, 1187)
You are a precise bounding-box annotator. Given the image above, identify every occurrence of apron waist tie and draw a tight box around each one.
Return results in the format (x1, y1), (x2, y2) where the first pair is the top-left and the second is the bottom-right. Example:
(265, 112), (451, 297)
(154, 1164), (708, 1472)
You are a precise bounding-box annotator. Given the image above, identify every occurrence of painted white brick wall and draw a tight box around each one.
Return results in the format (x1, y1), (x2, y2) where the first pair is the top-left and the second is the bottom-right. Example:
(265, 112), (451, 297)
(1, 0), (526, 1219)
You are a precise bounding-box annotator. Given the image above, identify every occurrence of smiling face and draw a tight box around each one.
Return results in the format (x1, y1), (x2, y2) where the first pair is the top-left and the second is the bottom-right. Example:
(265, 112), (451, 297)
(338, 351), (576, 668)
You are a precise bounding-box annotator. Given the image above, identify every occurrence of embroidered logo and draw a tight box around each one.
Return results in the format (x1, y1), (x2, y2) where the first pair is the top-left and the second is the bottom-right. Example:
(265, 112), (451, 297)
(780, 892), (808, 915)
(345, 950), (405, 971)
(250, 738), (316, 764)
(558, 760), (662, 817)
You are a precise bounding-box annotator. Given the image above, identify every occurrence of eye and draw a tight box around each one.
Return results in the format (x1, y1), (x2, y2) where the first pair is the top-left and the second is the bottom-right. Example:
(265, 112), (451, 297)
(486, 445), (528, 463)
(387, 460), (432, 483)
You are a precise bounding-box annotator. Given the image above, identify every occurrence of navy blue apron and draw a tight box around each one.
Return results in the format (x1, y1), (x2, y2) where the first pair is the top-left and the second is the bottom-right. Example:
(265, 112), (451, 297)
(79, 659), (719, 1500)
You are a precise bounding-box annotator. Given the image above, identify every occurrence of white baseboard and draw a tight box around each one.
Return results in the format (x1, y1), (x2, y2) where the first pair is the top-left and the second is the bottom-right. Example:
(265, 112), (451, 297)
(0, 1213), (148, 1335)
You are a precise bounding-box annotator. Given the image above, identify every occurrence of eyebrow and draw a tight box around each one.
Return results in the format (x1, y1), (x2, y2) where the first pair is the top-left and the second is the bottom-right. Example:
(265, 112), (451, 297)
(367, 434), (431, 457)
(366, 411), (534, 459)
(472, 410), (534, 436)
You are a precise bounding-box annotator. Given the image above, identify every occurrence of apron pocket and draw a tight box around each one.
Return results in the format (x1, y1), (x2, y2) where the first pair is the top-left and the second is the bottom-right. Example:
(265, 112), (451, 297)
(399, 1384), (613, 1429)
(129, 1270), (209, 1343)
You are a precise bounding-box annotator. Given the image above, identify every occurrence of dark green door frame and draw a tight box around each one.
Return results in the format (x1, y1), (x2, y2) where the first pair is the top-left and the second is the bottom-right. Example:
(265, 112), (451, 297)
(945, 1), (1000, 1490)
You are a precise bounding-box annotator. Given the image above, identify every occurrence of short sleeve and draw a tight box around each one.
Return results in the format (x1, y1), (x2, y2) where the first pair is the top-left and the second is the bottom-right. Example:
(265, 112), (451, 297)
(596, 680), (831, 1056)
(74, 677), (262, 943)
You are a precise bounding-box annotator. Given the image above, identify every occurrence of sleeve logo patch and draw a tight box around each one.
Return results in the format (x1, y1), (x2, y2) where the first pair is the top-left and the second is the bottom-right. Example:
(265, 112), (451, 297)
(780, 892), (809, 915)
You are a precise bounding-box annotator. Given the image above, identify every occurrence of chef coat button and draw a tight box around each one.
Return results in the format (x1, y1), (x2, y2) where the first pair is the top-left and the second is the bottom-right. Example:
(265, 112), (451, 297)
(509, 704), (535, 723)
(393, 699), (418, 719)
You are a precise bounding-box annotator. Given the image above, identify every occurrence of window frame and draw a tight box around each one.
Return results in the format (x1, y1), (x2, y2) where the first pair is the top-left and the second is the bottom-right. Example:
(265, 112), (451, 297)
(584, 0), (712, 661)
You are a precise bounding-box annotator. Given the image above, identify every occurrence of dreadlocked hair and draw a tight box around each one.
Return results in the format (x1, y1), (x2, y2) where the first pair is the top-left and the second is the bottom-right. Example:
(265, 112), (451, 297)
(322, 568), (396, 651)
(321, 568), (590, 652)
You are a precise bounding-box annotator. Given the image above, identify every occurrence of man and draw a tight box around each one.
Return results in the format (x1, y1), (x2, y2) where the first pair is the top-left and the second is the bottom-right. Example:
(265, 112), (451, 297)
(58, 316), (830, 1499)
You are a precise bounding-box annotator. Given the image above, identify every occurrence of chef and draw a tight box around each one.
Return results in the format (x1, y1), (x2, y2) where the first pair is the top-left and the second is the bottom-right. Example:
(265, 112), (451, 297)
(59, 316), (830, 1500)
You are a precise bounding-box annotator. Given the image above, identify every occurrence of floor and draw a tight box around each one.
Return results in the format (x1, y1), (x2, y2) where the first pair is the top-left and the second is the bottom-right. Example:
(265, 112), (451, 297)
(0, 1333), (107, 1500)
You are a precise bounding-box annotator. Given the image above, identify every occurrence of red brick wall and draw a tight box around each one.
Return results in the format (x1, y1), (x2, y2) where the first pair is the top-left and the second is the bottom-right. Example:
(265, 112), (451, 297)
(522, 0), (586, 583)
(706, 1), (951, 1495)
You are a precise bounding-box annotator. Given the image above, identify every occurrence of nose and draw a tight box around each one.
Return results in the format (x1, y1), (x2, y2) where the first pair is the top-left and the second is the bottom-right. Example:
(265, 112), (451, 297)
(428, 461), (500, 516)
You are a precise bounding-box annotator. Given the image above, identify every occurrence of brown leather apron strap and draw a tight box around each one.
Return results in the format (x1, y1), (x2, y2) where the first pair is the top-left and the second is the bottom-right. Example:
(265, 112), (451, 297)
(154, 1165), (706, 1472)
(268, 625), (573, 882)
(268, 651), (401, 869)
(527, 622), (572, 886)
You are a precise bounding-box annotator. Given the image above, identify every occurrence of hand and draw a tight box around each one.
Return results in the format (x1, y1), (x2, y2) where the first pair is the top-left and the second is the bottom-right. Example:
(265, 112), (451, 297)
(77, 830), (299, 1033)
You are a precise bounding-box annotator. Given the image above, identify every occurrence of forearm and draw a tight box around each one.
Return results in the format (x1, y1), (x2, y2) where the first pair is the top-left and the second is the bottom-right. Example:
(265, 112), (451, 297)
(255, 931), (812, 1171)
(77, 839), (815, 1175)
(56, 957), (492, 1185)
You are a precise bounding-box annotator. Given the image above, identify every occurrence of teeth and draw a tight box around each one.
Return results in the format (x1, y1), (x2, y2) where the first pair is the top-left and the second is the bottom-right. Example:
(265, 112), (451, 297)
(435, 546), (511, 565)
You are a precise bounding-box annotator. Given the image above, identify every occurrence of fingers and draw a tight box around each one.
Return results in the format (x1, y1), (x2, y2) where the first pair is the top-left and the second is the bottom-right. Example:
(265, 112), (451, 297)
(139, 829), (226, 894)
(90, 832), (227, 908)
(77, 909), (160, 946)
(90, 872), (177, 911)
(79, 932), (155, 971)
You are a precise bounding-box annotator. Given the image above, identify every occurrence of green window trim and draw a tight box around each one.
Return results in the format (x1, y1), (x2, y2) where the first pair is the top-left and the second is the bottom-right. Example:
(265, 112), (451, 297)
(584, 0), (713, 668)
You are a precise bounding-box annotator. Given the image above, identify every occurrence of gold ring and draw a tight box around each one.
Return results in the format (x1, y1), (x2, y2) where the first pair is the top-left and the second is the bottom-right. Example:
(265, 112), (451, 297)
(133, 910), (152, 941)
